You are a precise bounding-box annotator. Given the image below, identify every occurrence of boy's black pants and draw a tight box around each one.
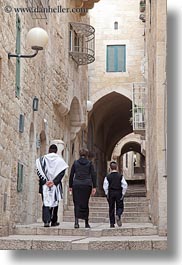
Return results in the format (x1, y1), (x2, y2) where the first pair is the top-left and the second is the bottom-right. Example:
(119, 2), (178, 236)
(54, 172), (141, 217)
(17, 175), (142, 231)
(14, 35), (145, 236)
(108, 190), (124, 225)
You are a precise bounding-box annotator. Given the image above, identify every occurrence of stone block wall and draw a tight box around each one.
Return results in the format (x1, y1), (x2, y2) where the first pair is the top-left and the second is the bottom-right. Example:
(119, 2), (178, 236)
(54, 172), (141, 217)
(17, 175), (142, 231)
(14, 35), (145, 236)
(89, 0), (145, 100)
(0, 0), (89, 235)
(145, 0), (167, 235)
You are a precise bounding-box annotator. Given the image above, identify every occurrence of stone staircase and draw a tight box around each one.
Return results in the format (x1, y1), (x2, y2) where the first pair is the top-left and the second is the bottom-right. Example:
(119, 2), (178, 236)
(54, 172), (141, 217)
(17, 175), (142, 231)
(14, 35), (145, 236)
(0, 195), (167, 250)
(63, 196), (150, 223)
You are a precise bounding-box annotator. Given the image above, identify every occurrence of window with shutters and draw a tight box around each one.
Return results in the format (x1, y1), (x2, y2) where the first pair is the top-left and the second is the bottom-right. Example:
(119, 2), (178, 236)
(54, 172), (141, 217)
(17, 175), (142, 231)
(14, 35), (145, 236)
(106, 45), (126, 72)
(17, 162), (24, 192)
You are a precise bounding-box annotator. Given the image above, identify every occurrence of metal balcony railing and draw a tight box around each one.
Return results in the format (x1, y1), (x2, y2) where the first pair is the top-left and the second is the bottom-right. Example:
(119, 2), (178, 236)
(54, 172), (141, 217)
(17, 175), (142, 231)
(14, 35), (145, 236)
(132, 83), (146, 134)
(69, 22), (95, 65)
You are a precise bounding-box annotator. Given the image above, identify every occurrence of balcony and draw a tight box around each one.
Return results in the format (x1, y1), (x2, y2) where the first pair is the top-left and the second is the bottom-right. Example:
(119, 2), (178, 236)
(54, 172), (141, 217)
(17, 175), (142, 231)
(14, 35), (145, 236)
(69, 22), (95, 65)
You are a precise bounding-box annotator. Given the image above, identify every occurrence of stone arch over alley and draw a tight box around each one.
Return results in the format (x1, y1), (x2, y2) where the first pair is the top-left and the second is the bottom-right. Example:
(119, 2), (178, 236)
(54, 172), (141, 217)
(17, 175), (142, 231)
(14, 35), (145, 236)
(87, 91), (133, 195)
(118, 138), (146, 197)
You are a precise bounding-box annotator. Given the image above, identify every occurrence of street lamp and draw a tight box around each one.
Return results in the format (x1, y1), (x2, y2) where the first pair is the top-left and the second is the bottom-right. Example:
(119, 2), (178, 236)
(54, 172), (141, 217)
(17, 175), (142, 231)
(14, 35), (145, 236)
(8, 27), (48, 59)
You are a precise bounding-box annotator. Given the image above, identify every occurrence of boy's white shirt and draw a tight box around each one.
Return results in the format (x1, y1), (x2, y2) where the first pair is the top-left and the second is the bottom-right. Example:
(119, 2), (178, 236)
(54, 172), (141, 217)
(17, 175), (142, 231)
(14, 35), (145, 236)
(103, 170), (128, 196)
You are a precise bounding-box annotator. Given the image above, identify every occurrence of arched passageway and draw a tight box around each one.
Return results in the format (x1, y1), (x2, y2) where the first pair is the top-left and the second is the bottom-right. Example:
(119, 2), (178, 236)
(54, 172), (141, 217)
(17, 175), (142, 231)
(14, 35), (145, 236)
(88, 91), (132, 195)
(119, 141), (146, 197)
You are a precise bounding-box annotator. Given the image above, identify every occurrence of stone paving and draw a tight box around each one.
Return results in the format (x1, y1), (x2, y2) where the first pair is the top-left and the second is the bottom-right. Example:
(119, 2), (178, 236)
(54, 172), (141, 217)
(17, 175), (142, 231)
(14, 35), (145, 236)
(0, 222), (167, 250)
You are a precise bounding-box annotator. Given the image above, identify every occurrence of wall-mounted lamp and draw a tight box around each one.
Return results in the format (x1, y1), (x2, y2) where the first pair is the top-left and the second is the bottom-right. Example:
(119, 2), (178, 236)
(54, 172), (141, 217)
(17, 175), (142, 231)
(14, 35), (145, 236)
(87, 100), (93, 112)
(33, 96), (39, 111)
(8, 27), (48, 59)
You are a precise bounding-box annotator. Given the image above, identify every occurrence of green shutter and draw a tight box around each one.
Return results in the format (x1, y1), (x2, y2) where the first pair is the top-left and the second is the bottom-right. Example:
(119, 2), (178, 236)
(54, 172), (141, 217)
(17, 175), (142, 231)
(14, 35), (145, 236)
(19, 114), (24, 133)
(107, 46), (115, 72)
(15, 14), (21, 98)
(117, 45), (126, 72)
(107, 45), (126, 72)
(17, 162), (23, 192)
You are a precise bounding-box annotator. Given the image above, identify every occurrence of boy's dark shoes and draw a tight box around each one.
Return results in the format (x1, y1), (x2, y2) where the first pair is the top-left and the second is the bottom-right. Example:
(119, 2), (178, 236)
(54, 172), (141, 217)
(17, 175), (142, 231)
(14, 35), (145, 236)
(116, 215), (122, 227)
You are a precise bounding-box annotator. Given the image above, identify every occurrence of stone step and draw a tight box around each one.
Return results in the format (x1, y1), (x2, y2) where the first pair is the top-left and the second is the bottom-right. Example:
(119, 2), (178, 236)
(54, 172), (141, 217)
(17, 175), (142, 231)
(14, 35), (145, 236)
(14, 222), (158, 237)
(66, 205), (149, 212)
(67, 198), (148, 207)
(125, 191), (146, 197)
(89, 196), (148, 202)
(63, 210), (149, 218)
(0, 234), (167, 250)
(69, 200), (149, 207)
(63, 216), (150, 223)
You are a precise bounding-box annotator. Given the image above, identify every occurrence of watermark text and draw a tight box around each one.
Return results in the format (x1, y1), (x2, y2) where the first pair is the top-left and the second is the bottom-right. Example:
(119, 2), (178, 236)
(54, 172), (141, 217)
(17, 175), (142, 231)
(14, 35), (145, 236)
(4, 5), (88, 15)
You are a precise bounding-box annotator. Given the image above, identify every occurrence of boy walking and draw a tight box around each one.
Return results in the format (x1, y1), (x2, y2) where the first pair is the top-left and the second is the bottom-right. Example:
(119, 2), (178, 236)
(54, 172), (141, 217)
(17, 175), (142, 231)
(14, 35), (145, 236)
(103, 161), (128, 228)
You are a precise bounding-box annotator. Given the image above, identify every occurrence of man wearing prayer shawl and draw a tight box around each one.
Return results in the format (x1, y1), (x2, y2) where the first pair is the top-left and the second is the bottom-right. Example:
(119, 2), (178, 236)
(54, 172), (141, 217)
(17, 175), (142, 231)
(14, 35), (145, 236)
(36, 144), (68, 227)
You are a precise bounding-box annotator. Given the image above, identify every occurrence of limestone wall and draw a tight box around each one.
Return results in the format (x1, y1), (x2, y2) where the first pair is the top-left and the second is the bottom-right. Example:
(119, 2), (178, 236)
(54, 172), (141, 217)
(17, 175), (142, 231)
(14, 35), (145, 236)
(145, 0), (167, 235)
(0, 0), (89, 235)
(89, 0), (145, 101)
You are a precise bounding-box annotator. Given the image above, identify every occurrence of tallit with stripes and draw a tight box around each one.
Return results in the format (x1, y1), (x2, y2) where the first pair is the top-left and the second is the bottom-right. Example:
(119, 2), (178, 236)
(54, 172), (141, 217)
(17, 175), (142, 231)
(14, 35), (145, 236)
(36, 153), (68, 207)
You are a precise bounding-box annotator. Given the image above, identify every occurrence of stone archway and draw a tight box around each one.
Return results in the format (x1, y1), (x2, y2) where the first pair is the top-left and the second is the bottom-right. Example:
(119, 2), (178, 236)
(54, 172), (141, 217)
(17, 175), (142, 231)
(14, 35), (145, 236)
(69, 97), (84, 141)
(111, 133), (146, 196)
(88, 91), (132, 195)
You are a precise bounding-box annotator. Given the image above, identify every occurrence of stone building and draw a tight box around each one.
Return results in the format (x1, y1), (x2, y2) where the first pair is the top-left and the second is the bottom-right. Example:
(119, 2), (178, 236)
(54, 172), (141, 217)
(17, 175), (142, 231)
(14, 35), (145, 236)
(0, 0), (167, 239)
(88, 0), (146, 194)
(87, 0), (167, 235)
(0, 0), (98, 236)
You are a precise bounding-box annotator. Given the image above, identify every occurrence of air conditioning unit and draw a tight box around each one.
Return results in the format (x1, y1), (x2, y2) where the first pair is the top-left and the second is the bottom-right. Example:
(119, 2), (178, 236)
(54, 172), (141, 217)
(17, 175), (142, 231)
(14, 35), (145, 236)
(135, 113), (143, 123)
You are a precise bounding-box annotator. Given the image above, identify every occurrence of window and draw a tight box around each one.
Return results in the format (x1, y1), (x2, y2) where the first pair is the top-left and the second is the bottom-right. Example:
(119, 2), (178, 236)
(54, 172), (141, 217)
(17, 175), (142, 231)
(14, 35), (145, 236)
(17, 162), (24, 192)
(106, 45), (126, 72)
(19, 114), (24, 133)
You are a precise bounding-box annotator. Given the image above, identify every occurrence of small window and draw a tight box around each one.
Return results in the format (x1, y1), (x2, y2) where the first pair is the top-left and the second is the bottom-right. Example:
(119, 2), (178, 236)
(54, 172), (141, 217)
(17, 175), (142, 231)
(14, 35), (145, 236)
(17, 162), (24, 192)
(114, 21), (118, 30)
(106, 45), (126, 72)
(19, 114), (24, 133)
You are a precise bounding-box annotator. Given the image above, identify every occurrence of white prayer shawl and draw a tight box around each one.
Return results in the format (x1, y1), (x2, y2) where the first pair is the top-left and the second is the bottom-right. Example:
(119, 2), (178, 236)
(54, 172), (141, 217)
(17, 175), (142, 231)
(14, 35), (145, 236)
(36, 153), (68, 207)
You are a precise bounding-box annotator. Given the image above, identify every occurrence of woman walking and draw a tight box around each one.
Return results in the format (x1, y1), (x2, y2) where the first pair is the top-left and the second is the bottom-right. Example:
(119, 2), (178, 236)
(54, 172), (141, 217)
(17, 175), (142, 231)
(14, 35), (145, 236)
(69, 148), (97, 228)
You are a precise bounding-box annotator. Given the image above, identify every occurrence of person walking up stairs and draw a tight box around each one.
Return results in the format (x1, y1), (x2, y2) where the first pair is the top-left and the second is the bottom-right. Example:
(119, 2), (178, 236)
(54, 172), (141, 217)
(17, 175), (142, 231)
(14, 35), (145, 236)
(103, 161), (128, 228)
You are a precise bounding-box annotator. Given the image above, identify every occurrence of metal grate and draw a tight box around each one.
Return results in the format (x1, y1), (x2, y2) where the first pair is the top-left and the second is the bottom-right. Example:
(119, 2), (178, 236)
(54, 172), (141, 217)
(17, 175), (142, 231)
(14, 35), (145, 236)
(69, 22), (95, 65)
(132, 83), (146, 132)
